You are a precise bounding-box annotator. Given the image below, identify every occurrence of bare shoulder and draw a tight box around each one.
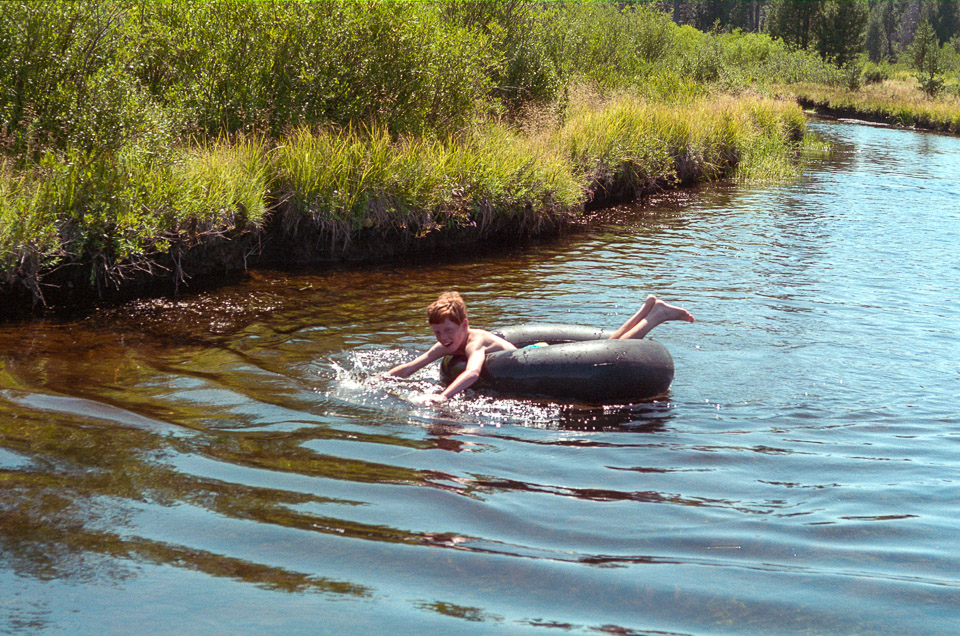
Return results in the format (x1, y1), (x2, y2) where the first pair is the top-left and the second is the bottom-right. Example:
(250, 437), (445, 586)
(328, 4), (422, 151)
(466, 328), (516, 354)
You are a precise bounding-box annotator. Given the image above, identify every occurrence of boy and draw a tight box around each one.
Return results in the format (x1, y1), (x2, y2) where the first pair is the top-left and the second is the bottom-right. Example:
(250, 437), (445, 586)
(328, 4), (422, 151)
(386, 291), (694, 405)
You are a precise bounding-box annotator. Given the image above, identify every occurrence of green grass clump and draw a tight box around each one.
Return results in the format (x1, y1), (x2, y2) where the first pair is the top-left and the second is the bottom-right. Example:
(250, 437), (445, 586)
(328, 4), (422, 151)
(174, 138), (272, 233)
(270, 91), (811, 250)
(0, 140), (271, 300)
(274, 123), (585, 250)
(445, 123), (586, 227)
(0, 162), (62, 300)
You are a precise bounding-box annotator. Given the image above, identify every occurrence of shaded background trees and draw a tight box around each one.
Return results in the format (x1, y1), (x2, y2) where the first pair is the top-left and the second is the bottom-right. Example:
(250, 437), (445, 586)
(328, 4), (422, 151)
(659, 0), (960, 69)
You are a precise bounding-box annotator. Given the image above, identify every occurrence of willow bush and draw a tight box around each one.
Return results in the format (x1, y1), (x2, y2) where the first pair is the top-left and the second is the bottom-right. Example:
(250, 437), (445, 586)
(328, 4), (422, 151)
(0, 0), (840, 157)
(0, 0), (494, 156)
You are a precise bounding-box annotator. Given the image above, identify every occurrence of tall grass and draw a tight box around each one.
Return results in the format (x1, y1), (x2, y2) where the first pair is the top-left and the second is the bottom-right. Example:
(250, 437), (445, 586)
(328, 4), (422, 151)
(0, 139), (271, 300)
(274, 123), (586, 252)
(271, 93), (808, 254)
(0, 160), (62, 302)
(272, 91), (809, 252)
(788, 79), (960, 134)
(175, 138), (272, 233)
(557, 92), (808, 201)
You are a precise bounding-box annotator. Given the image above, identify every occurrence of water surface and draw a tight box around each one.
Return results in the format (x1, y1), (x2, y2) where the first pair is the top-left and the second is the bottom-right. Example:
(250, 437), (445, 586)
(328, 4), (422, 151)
(1, 119), (958, 635)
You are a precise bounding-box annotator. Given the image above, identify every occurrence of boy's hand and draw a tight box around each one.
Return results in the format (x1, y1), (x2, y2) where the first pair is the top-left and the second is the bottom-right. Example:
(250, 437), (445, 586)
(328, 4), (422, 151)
(419, 393), (447, 406)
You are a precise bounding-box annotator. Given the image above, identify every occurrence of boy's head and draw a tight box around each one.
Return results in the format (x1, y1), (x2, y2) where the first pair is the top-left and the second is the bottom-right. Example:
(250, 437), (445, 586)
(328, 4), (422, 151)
(428, 291), (467, 326)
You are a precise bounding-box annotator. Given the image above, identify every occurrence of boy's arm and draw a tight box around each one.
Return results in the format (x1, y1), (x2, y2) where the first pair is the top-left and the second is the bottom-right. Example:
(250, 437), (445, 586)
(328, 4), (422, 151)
(429, 346), (486, 402)
(385, 343), (446, 378)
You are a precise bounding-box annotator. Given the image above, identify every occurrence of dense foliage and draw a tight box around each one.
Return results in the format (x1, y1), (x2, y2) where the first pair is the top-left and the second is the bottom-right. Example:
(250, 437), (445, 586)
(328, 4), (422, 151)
(0, 0), (947, 312)
(670, 1), (960, 62)
(0, 0), (841, 157)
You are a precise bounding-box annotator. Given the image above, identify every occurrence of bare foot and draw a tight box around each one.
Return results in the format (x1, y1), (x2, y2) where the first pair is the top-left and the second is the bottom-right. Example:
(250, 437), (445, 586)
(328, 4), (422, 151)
(646, 297), (695, 326)
(639, 294), (658, 316)
(609, 295), (659, 339)
(614, 296), (694, 339)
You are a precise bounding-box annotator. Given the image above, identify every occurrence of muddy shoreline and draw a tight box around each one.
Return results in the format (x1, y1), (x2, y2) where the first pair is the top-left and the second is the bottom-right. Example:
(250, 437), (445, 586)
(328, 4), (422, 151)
(0, 194), (595, 322)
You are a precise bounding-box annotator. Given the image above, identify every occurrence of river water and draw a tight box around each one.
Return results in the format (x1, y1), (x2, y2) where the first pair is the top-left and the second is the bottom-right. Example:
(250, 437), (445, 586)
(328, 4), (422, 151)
(1, 119), (958, 635)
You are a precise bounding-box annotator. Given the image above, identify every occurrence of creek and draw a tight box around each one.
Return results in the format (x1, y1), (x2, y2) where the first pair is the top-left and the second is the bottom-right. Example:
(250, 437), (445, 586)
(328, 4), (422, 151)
(1, 119), (958, 635)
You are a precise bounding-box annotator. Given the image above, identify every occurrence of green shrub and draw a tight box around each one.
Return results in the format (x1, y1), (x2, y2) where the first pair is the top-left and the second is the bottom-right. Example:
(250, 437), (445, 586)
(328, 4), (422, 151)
(538, 2), (680, 90)
(0, 0), (496, 156)
(1, 0), (842, 158)
(862, 61), (891, 84)
(842, 62), (864, 91)
(0, 1), (178, 157)
(444, 2), (561, 113)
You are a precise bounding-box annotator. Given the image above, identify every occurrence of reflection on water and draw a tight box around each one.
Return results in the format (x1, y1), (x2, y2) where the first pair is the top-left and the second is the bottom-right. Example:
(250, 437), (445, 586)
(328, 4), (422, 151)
(2, 120), (960, 635)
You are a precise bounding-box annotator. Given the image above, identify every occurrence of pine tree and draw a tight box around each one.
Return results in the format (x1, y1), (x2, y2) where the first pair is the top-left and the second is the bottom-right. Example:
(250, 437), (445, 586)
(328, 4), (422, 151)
(814, 0), (869, 67)
(691, 0), (731, 31)
(766, 0), (823, 50)
(929, 0), (960, 44)
(911, 17), (944, 96)
(865, 1), (903, 62)
(728, 0), (764, 32)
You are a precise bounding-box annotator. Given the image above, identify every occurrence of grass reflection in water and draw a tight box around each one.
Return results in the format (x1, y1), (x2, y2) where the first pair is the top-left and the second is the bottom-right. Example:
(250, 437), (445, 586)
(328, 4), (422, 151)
(0, 404), (379, 597)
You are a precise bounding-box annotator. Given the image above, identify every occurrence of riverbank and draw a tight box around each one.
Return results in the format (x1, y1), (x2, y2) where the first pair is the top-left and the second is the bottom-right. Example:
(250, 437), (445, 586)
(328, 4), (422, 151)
(4, 1), (848, 318)
(0, 93), (812, 318)
(788, 79), (960, 134)
(25, 2), (956, 319)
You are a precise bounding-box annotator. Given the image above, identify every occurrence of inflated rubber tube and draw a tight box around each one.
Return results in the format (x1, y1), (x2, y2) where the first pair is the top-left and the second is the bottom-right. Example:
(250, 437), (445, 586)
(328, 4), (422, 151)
(439, 324), (674, 403)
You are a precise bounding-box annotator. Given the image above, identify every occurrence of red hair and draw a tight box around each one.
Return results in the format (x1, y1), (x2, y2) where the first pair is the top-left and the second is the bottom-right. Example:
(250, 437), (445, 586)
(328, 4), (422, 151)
(427, 291), (467, 325)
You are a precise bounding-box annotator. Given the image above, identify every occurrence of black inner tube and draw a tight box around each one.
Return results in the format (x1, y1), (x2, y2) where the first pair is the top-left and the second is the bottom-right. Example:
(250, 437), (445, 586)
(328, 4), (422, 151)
(440, 324), (675, 403)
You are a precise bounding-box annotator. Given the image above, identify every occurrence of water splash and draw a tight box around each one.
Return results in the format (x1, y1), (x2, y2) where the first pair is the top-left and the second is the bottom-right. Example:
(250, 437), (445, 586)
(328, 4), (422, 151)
(320, 347), (675, 431)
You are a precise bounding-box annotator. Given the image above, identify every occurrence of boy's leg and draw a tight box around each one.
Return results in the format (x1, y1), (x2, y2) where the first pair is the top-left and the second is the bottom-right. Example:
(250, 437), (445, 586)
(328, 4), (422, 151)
(608, 295), (658, 339)
(610, 296), (694, 340)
